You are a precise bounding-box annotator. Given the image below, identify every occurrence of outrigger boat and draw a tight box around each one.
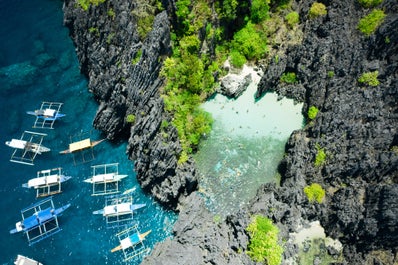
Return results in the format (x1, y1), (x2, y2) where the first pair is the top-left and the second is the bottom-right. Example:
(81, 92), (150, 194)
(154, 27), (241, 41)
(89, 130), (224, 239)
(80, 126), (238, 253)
(5, 131), (50, 165)
(93, 194), (145, 228)
(111, 224), (151, 262)
(111, 229), (151, 252)
(10, 197), (70, 245)
(85, 163), (128, 196)
(93, 202), (146, 217)
(22, 167), (72, 198)
(59, 138), (105, 154)
(27, 101), (65, 129)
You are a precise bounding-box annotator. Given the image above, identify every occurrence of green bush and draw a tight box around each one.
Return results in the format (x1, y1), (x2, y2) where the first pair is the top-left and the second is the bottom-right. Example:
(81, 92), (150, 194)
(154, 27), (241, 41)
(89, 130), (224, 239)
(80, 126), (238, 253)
(131, 49), (142, 65)
(77, 0), (105, 11)
(304, 183), (325, 203)
(250, 0), (270, 23)
(230, 50), (246, 68)
(246, 215), (283, 265)
(107, 8), (115, 19)
(280, 72), (297, 84)
(231, 21), (268, 61)
(358, 9), (386, 36)
(126, 114), (136, 123)
(314, 145), (326, 167)
(308, 106), (319, 120)
(309, 2), (327, 18)
(358, 0), (383, 8)
(285, 11), (299, 28)
(358, 71), (379, 86)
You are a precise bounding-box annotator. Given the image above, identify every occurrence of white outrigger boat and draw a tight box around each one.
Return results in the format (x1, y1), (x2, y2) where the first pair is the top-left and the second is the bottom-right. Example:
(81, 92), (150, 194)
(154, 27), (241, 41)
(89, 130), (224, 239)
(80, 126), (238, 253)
(27, 101), (65, 129)
(111, 224), (151, 262)
(5, 131), (50, 165)
(14, 254), (43, 265)
(93, 194), (145, 228)
(22, 167), (72, 198)
(84, 163), (128, 196)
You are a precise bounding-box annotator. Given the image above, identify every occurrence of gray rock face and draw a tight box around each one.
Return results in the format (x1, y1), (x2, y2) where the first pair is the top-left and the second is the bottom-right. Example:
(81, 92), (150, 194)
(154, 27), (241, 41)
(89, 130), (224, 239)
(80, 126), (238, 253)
(63, 0), (197, 209)
(219, 73), (252, 98)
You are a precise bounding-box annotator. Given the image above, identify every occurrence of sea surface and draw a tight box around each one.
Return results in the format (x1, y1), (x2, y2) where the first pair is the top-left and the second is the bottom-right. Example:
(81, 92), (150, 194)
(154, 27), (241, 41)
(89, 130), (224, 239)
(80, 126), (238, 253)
(0, 0), (175, 264)
(194, 66), (304, 216)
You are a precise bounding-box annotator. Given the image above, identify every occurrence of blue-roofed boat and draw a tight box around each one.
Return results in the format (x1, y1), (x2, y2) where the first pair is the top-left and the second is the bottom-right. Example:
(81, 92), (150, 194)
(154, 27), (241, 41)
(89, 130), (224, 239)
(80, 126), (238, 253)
(27, 101), (65, 129)
(27, 109), (65, 121)
(9, 197), (71, 245)
(10, 203), (70, 234)
(111, 230), (151, 252)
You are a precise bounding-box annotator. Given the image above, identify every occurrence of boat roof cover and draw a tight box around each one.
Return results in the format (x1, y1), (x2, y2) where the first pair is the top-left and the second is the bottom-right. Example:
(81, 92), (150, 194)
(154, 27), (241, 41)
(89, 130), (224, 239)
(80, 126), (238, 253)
(28, 177), (46, 187)
(37, 208), (53, 223)
(104, 203), (131, 216)
(120, 233), (140, 249)
(43, 109), (56, 116)
(22, 215), (39, 230)
(92, 173), (115, 182)
(46, 174), (59, 184)
(8, 139), (26, 149)
(69, 138), (91, 152)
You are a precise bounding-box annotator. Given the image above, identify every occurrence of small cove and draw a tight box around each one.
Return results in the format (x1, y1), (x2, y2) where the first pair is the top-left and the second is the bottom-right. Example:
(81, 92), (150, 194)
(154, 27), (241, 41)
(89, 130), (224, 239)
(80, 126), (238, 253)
(194, 65), (304, 216)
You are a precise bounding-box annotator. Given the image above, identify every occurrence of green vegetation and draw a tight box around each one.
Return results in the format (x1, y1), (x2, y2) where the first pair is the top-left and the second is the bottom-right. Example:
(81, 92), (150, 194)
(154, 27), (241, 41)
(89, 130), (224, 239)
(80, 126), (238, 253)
(230, 22), (268, 67)
(126, 114), (136, 123)
(308, 106), (319, 120)
(327, 70), (335, 78)
(309, 2), (327, 19)
(246, 215), (283, 265)
(280, 72), (297, 84)
(131, 0), (163, 39)
(131, 49), (142, 65)
(250, 0), (270, 23)
(358, 0), (383, 8)
(77, 0), (105, 11)
(285, 11), (299, 28)
(358, 9), (386, 36)
(304, 183), (325, 203)
(314, 144), (326, 167)
(107, 8), (115, 20)
(88, 27), (98, 35)
(358, 71), (380, 86)
(106, 32), (115, 45)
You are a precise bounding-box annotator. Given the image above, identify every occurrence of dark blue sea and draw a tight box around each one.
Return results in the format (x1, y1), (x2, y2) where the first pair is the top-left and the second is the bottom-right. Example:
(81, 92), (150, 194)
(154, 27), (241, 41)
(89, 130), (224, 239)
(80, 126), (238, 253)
(0, 0), (176, 264)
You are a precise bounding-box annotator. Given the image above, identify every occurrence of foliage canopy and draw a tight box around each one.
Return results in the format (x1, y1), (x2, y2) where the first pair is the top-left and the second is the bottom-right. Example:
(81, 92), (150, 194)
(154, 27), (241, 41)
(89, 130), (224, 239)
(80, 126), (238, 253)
(358, 9), (386, 36)
(246, 215), (283, 265)
(304, 183), (325, 203)
(358, 71), (380, 86)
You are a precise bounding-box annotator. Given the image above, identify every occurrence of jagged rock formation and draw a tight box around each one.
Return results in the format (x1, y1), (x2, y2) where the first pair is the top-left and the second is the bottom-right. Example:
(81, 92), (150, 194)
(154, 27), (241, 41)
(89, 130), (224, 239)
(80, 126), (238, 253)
(63, 0), (397, 264)
(63, 0), (196, 209)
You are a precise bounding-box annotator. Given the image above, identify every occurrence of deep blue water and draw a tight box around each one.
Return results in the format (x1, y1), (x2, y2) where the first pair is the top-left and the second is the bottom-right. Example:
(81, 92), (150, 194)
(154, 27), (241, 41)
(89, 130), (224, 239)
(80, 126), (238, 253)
(0, 0), (175, 264)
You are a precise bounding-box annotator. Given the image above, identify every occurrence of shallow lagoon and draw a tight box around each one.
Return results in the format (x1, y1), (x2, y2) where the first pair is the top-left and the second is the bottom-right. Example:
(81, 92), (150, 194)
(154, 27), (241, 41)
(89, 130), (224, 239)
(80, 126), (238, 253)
(194, 66), (304, 216)
(0, 1), (175, 264)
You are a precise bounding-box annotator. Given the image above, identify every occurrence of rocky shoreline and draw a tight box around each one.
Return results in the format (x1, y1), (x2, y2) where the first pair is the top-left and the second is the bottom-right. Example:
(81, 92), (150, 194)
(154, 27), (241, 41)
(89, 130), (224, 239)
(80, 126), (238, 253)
(63, 0), (397, 264)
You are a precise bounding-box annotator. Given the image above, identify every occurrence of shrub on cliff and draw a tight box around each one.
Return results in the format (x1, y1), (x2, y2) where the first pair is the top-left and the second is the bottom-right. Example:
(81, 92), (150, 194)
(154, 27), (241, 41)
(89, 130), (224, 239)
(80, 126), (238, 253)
(246, 215), (283, 265)
(285, 11), (299, 28)
(358, 9), (386, 36)
(280, 72), (297, 84)
(358, 71), (380, 86)
(314, 144), (326, 167)
(358, 0), (383, 8)
(77, 0), (105, 11)
(309, 2), (327, 19)
(250, 0), (270, 23)
(308, 106), (319, 120)
(304, 183), (325, 203)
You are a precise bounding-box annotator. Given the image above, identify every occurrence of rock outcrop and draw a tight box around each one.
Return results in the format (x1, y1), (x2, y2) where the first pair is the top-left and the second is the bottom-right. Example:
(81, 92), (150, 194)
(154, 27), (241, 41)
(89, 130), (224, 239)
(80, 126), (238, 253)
(63, 0), (196, 209)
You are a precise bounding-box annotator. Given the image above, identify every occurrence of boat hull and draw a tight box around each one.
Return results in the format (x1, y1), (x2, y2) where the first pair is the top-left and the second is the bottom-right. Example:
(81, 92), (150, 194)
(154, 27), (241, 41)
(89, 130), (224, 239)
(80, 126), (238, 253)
(93, 203), (146, 216)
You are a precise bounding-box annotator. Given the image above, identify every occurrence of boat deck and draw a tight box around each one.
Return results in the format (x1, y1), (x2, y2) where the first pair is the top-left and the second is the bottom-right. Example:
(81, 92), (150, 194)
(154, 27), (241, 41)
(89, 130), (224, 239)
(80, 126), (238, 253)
(30, 101), (63, 129)
(86, 163), (127, 196)
(7, 131), (48, 166)
(14, 254), (43, 265)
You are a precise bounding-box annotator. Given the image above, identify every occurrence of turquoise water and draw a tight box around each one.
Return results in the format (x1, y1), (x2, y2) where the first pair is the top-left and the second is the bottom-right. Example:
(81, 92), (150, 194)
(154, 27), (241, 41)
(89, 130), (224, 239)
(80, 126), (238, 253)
(0, 1), (175, 264)
(194, 66), (304, 216)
